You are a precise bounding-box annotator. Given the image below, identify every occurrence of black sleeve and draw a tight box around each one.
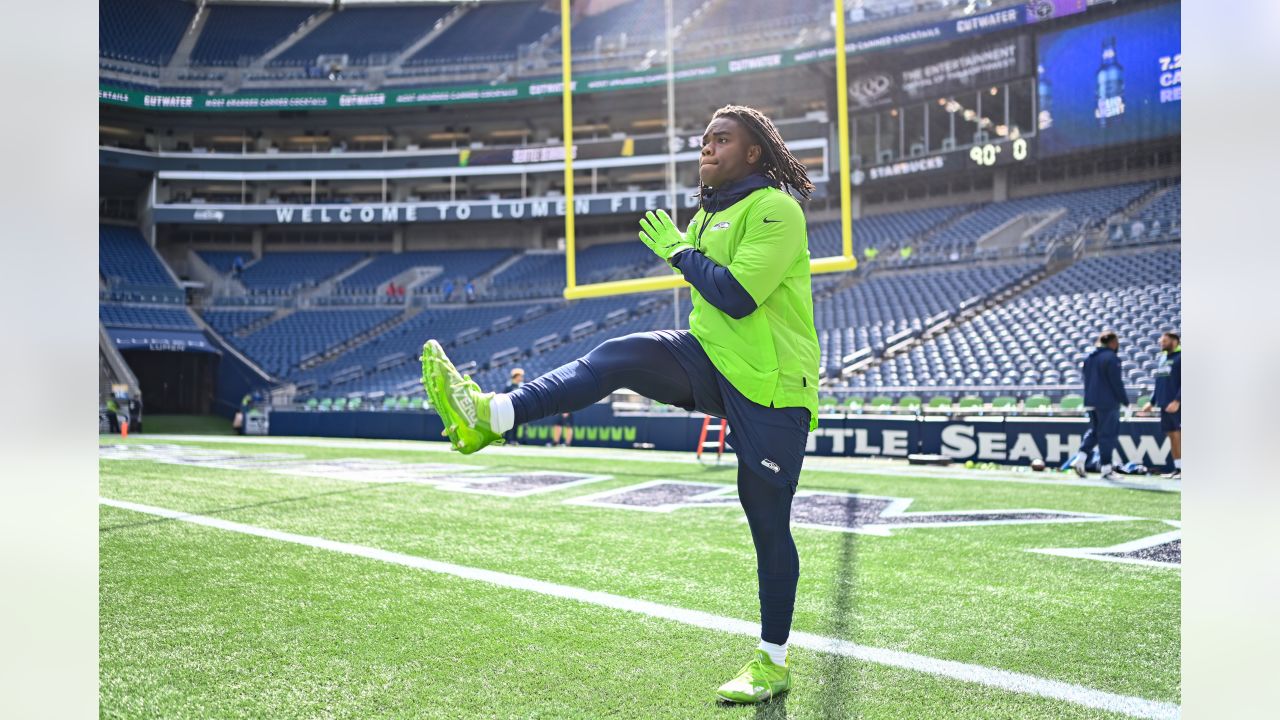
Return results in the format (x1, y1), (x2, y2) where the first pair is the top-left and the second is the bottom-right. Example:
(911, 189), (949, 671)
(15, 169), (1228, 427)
(670, 249), (758, 320)
(1172, 356), (1181, 402)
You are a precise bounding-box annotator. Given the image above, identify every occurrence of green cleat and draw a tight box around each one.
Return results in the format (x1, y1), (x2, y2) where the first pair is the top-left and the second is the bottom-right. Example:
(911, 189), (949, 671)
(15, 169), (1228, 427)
(420, 339), (504, 455)
(716, 649), (792, 704)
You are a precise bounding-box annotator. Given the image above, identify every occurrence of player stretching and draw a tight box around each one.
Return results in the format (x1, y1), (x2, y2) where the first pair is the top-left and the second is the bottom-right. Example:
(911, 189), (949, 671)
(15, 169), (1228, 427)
(421, 105), (819, 704)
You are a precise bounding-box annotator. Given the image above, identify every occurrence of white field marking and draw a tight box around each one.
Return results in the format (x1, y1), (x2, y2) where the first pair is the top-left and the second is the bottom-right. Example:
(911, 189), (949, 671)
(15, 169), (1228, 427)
(566, 480), (1135, 536)
(99, 444), (608, 497)
(564, 479), (739, 513)
(135, 435), (1182, 493)
(431, 472), (612, 498)
(1028, 528), (1182, 570)
(100, 497), (1180, 720)
(791, 490), (1137, 537)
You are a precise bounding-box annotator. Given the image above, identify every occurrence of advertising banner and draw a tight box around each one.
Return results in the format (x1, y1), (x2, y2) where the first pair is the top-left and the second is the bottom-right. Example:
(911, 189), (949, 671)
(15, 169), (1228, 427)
(848, 37), (1032, 110)
(267, 406), (1173, 469)
(1036, 1), (1181, 155)
(100, 4), (1080, 114)
(153, 189), (706, 225)
(109, 329), (218, 353)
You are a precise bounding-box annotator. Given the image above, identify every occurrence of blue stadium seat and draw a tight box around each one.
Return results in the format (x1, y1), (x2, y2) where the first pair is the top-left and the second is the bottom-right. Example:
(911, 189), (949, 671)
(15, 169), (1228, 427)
(337, 250), (514, 297)
(839, 247), (1181, 398)
(273, 5), (453, 66)
(100, 0), (196, 65)
(192, 4), (319, 67)
(237, 252), (366, 294)
(99, 226), (182, 302)
(100, 304), (198, 330)
(201, 309), (275, 337)
(407, 1), (558, 65)
(223, 309), (402, 378)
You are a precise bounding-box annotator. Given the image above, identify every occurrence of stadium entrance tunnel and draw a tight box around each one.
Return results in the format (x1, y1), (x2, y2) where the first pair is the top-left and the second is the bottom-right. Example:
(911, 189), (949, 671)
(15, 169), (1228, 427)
(121, 349), (217, 415)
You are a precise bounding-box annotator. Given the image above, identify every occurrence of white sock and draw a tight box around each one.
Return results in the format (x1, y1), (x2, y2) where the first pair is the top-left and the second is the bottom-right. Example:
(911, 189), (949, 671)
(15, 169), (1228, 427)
(758, 640), (787, 666)
(1101, 464), (1113, 475)
(1174, 458), (1182, 469)
(489, 393), (514, 433)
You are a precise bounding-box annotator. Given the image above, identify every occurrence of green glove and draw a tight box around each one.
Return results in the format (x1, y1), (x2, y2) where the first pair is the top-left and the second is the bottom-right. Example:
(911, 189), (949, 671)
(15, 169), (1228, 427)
(638, 209), (694, 262)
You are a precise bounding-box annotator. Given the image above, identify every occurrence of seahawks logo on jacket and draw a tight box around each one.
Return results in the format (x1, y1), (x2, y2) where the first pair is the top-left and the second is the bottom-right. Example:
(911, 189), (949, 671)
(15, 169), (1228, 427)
(711, 221), (731, 230)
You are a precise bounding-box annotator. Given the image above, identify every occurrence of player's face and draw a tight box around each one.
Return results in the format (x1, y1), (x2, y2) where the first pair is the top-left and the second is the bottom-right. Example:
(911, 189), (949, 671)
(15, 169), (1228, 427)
(699, 116), (761, 188)
(1159, 335), (1173, 351)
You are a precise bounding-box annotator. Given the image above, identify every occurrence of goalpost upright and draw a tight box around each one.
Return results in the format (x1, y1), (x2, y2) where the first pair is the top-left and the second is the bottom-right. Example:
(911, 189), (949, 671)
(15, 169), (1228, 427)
(562, 0), (856, 302)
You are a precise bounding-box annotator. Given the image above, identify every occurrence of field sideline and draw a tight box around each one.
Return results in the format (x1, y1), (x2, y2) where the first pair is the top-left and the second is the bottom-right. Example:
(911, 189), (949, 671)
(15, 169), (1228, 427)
(101, 435), (1180, 719)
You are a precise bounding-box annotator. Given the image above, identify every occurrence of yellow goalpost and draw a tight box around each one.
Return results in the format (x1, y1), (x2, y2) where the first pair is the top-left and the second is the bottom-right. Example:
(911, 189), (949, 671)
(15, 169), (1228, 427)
(561, 0), (856, 301)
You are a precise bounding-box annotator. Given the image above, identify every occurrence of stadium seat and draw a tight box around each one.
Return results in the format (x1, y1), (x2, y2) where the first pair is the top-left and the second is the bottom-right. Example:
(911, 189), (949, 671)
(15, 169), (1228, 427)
(991, 396), (1017, 410)
(272, 5), (453, 66)
(305, 398), (318, 412)
(838, 247), (1180, 402)
(1059, 394), (1085, 411)
(927, 396), (953, 409)
(898, 395), (922, 409)
(1024, 395), (1052, 410)
(1136, 394), (1152, 408)
(191, 4), (318, 66)
(100, 0), (196, 64)
(405, 1), (558, 65)
(957, 396), (983, 410)
(869, 396), (893, 409)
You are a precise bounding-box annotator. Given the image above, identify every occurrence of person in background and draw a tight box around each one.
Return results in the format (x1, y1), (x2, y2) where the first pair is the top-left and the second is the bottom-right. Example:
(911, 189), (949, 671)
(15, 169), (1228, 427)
(1070, 331), (1128, 481)
(232, 255), (245, 277)
(465, 281), (476, 303)
(1142, 331), (1182, 479)
(442, 279), (454, 302)
(127, 396), (142, 434)
(105, 396), (120, 434)
(503, 368), (525, 445)
(237, 392), (253, 434)
(550, 411), (574, 447)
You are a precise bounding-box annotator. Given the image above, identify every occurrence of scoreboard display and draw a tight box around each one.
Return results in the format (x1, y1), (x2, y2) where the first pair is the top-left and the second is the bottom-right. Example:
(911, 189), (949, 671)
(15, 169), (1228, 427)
(853, 136), (1035, 186)
(1036, 1), (1181, 156)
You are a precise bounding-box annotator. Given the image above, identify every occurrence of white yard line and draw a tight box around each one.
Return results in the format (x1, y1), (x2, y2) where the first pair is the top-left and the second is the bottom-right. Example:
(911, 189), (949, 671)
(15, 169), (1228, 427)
(133, 434), (1182, 493)
(100, 497), (1180, 720)
(1029, 528), (1183, 570)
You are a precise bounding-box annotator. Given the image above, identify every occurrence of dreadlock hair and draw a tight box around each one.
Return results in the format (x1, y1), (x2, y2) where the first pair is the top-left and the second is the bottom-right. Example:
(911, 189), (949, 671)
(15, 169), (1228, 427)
(698, 104), (815, 207)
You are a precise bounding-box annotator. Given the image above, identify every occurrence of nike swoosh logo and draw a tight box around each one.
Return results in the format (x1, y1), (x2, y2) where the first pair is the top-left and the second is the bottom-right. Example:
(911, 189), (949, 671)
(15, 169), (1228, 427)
(762, 217), (782, 224)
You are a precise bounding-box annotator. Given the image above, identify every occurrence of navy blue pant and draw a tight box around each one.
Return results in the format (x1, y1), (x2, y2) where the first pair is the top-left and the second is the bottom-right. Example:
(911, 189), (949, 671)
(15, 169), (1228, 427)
(509, 330), (805, 645)
(1078, 406), (1121, 466)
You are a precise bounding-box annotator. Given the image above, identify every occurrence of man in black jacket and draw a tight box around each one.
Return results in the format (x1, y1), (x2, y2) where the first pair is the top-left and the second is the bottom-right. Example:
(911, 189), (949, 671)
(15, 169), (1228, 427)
(1071, 331), (1129, 481)
(1143, 331), (1182, 478)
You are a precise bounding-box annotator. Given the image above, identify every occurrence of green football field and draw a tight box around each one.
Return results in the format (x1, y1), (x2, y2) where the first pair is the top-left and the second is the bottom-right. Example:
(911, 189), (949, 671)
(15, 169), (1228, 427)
(100, 435), (1180, 719)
